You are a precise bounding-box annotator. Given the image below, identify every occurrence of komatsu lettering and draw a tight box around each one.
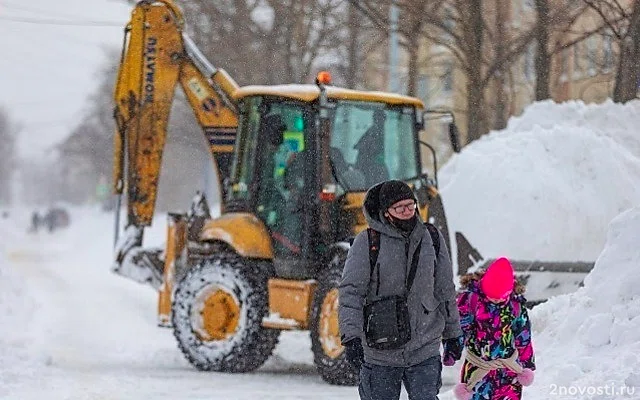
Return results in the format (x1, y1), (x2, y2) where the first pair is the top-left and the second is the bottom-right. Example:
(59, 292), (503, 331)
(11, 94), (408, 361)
(144, 37), (157, 103)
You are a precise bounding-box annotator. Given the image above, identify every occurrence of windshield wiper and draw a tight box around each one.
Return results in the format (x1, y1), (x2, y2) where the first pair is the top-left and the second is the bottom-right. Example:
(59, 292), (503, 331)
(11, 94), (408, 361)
(328, 156), (351, 193)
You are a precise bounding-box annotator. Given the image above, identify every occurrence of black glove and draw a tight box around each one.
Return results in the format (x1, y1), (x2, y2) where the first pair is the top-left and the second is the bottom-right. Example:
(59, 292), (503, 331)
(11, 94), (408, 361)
(343, 338), (364, 370)
(442, 335), (464, 366)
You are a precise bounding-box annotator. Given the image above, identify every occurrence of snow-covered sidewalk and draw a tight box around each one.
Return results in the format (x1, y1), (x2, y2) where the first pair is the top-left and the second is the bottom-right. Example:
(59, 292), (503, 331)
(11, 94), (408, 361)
(4, 204), (639, 399)
(0, 209), (361, 399)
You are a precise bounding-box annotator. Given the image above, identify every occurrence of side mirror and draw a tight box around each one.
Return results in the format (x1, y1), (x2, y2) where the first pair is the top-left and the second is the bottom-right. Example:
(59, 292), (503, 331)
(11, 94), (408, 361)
(422, 109), (462, 153)
(448, 122), (461, 153)
(418, 140), (439, 188)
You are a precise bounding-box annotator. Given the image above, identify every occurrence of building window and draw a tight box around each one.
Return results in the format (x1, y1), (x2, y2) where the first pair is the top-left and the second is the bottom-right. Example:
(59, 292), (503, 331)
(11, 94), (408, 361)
(559, 48), (569, 82)
(443, 63), (453, 93)
(573, 42), (582, 78)
(417, 75), (429, 107)
(442, 8), (456, 43)
(512, 0), (521, 27)
(587, 35), (597, 76)
(396, 75), (409, 96)
(603, 30), (613, 72)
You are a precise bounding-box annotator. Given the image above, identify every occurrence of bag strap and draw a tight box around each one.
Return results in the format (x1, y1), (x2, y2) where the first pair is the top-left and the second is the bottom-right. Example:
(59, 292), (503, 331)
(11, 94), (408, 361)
(366, 228), (380, 277)
(405, 239), (423, 292)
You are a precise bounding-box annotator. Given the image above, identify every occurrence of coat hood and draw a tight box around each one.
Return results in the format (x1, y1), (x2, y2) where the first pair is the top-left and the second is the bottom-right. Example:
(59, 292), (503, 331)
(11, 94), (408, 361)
(362, 181), (418, 237)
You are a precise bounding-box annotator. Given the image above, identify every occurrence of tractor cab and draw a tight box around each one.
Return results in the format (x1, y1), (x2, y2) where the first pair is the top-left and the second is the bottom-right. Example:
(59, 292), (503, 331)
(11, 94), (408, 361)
(224, 81), (428, 280)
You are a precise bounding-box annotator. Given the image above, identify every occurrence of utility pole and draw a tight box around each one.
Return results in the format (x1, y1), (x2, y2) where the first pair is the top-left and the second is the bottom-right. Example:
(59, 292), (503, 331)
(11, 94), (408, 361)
(388, 1), (399, 93)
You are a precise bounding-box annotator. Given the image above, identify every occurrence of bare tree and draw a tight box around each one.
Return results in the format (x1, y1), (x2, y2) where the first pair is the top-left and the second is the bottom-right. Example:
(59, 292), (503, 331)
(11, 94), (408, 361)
(585, 0), (640, 103)
(60, 48), (222, 207)
(58, 52), (120, 187)
(534, 0), (552, 100)
(384, 0), (442, 96)
(492, 0), (509, 129)
(345, 1), (362, 88)
(419, 1), (542, 141)
(0, 106), (17, 205)
(346, 0), (449, 96)
(334, 0), (387, 88)
(182, 0), (346, 85)
(532, 1), (615, 101)
(351, 1), (605, 140)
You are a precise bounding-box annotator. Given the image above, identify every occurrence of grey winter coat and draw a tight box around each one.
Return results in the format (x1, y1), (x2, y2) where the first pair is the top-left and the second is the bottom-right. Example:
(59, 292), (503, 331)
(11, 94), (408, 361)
(338, 183), (462, 367)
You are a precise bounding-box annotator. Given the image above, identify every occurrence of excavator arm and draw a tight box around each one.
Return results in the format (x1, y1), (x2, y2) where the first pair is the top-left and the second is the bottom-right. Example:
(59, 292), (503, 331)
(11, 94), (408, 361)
(112, 0), (239, 281)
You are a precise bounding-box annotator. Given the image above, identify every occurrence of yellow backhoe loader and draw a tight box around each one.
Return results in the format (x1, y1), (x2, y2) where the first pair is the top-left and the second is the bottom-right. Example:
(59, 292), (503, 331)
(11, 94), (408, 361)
(111, 0), (592, 385)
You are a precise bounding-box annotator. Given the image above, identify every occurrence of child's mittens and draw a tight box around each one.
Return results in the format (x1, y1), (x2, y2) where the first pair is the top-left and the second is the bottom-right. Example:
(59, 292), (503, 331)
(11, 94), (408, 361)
(442, 335), (464, 366)
(453, 383), (473, 400)
(517, 368), (535, 386)
(442, 353), (456, 366)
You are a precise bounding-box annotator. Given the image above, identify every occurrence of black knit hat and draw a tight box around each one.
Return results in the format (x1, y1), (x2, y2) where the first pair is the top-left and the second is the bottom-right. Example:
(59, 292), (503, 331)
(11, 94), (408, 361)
(378, 180), (415, 211)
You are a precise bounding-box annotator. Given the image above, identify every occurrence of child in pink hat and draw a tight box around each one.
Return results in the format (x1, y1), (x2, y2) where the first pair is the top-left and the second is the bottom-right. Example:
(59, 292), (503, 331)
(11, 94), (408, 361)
(443, 257), (536, 400)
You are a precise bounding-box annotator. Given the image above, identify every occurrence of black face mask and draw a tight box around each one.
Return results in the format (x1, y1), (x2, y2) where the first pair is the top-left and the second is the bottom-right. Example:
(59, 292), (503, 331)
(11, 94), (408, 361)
(389, 214), (418, 233)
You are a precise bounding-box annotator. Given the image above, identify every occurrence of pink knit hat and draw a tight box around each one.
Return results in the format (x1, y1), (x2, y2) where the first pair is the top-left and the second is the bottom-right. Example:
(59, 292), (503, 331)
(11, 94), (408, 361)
(480, 257), (515, 300)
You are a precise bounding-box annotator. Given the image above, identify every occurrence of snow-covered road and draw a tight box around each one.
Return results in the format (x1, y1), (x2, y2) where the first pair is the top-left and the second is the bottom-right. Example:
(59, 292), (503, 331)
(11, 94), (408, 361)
(1, 208), (458, 399)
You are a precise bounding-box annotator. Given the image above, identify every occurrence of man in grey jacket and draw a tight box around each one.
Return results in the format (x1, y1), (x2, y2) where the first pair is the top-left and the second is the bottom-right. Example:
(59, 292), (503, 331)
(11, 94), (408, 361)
(338, 180), (463, 400)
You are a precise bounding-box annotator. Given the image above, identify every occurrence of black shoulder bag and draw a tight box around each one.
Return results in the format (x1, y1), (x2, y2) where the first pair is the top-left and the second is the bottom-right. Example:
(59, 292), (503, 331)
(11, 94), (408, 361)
(362, 232), (422, 350)
(362, 224), (440, 350)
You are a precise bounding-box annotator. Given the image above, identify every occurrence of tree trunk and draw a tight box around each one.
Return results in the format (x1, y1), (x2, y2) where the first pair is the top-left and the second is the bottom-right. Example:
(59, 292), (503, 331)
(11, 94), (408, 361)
(493, 0), (508, 130)
(534, 0), (551, 100)
(406, 36), (419, 96)
(405, 10), (423, 97)
(346, 2), (359, 89)
(613, 3), (640, 103)
(465, 0), (487, 143)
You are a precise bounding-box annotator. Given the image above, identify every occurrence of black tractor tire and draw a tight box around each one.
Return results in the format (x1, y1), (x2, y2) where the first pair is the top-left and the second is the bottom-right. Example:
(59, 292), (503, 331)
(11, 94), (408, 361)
(171, 253), (280, 372)
(310, 246), (359, 386)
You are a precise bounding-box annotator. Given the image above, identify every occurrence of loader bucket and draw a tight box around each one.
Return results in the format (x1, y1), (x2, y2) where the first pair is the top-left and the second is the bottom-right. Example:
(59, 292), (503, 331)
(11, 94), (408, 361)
(455, 231), (595, 305)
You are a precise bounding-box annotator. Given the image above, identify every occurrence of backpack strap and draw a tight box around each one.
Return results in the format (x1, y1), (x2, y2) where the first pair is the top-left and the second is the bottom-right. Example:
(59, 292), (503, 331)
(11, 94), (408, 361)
(425, 222), (440, 256)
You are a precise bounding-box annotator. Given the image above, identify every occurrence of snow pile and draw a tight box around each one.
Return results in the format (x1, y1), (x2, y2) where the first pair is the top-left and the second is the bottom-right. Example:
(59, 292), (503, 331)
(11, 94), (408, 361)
(525, 206), (640, 399)
(440, 100), (640, 262)
(440, 207), (640, 399)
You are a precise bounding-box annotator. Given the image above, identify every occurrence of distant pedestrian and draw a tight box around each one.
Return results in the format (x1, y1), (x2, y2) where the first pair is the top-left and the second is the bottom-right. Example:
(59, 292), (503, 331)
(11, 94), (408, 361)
(29, 211), (40, 233)
(451, 257), (536, 400)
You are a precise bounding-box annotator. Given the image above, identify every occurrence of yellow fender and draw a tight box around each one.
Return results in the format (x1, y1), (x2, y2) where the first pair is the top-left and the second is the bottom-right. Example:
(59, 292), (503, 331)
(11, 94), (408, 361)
(200, 213), (274, 259)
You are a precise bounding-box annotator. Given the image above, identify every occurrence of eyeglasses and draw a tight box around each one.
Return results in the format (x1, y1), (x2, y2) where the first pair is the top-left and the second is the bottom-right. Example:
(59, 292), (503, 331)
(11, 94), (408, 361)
(390, 202), (416, 213)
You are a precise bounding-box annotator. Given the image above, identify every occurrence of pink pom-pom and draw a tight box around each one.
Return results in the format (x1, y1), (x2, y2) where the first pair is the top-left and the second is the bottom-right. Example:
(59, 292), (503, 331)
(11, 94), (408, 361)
(453, 383), (472, 400)
(517, 368), (535, 386)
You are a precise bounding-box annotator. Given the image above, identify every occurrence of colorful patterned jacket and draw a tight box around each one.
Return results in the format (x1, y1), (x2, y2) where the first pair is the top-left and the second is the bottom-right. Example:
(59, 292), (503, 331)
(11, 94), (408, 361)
(456, 273), (535, 370)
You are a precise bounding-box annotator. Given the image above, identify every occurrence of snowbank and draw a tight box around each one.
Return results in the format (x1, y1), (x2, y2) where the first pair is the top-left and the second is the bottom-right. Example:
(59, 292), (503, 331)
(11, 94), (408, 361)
(440, 207), (640, 399)
(440, 100), (640, 262)
(524, 206), (640, 399)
